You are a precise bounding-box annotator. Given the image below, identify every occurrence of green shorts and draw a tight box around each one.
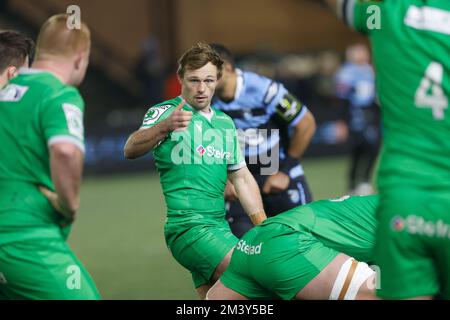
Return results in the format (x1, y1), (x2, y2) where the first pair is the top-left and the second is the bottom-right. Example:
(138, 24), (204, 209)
(221, 223), (339, 300)
(374, 186), (450, 299)
(164, 218), (238, 288)
(0, 238), (100, 300)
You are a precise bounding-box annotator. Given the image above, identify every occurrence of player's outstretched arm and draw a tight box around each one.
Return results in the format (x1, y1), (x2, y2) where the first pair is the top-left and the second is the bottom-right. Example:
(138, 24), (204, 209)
(228, 166), (267, 225)
(40, 143), (84, 223)
(124, 102), (192, 159)
(123, 122), (171, 159)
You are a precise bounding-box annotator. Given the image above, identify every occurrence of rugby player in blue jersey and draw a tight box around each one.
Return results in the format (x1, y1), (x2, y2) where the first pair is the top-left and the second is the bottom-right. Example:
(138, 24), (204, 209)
(211, 44), (316, 238)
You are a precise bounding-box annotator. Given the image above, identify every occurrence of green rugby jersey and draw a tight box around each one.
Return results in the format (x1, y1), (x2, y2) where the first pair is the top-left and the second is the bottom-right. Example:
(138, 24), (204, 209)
(141, 96), (245, 220)
(340, 0), (450, 189)
(0, 69), (85, 244)
(265, 194), (379, 262)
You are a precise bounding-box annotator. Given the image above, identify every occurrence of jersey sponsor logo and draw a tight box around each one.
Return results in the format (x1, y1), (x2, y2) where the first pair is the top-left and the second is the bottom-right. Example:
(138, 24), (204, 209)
(391, 215), (450, 239)
(196, 144), (206, 155)
(62, 103), (84, 140)
(405, 6), (450, 36)
(195, 144), (231, 160)
(143, 104), (171, 126)
(0, 84), (28, 102)
(206, 145), (231, 160)
(263, 82), (279, 105)
(236, 240), (263, 255)
(288, 189), (300, 204)
(391, 216), (405, 232)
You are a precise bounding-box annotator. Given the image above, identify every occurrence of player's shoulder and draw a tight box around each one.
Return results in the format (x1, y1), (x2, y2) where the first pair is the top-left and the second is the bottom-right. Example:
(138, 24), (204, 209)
(143, 96), (182, 115)
(240, 69), (285, 104)
(212, 107), (235, 125)
(141, 96), (182, 127)
(241, 69), (273, 91)
(15, 70), (84, 108)
(152, 96), (183, 109)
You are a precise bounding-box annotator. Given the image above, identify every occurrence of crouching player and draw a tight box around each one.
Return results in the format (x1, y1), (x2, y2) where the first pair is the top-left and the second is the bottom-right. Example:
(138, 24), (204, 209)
(207, 195), (378, 300)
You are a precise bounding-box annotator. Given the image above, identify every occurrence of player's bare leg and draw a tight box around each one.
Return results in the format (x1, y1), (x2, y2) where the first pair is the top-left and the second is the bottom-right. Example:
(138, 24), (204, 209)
(196, 247), (234, 299)
(211, 247), (234, 283)
(206, 279), (248, 300)
(295, 253), (377, 300)
(196, 284), (212, 300)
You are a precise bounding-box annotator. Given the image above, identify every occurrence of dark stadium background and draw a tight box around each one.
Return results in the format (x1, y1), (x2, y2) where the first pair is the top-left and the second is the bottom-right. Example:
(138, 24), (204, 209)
(0, 0), (374, 299)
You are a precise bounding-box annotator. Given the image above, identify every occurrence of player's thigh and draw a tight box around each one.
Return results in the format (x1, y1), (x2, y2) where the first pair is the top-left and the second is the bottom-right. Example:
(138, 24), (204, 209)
(250, 225), (338, 300)
(166, 222), (238, 288)
(206, 279), (248, 300)
(374, 188), (447, 299)
(296, 253), (376, 300)
(0, 239), (100, 300)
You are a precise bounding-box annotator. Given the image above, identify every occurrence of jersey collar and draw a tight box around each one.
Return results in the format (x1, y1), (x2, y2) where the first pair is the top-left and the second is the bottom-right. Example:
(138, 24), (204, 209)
(180, 96), (215, 122)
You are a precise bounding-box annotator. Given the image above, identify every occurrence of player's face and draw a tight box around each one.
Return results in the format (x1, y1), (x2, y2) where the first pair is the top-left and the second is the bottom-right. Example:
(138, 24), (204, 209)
(180, 62), (218, 111)
(214, 62), (232, 98)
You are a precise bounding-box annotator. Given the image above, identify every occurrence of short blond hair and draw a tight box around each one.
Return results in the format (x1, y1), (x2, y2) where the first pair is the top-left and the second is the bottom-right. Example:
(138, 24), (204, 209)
(36, 14), (90, 58)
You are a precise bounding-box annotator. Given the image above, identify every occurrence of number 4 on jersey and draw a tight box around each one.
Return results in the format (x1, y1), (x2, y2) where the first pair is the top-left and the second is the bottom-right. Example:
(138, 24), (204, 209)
(415, 62), (448, 120)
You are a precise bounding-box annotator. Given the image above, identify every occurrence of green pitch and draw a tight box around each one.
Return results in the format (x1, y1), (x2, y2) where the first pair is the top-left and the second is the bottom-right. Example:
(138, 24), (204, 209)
(69, 156), (351, 299)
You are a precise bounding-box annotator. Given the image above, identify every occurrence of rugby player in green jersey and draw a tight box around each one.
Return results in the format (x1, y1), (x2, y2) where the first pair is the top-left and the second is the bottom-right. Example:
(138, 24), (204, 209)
(207, 195), (378, 300)
(0, 15), (99, 299)
(323, 0), (450, 299)
(0, 30), (34, 88)
(124, 43), (267, 299)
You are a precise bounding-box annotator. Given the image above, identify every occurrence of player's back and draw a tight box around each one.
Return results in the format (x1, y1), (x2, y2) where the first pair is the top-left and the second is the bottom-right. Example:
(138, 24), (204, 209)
(0, 70), (82, 186)
(264, 195), (378, 262)
(366, 1), (450, 188)
(0, 69), (83, 243)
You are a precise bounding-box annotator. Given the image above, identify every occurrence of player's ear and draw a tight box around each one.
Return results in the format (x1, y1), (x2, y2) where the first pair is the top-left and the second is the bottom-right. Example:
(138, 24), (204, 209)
(225, 62), (233, 73)
(177, 73), (182, 84)
(74, 50), (88, 71)
(6, 66), (18, 80)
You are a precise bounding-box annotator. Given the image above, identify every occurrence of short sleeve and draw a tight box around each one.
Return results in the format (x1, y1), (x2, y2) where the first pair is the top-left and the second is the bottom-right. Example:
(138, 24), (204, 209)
(227, 122), (246, 171)
(140, 104), (176, 129)
(40, 88), (85, 153)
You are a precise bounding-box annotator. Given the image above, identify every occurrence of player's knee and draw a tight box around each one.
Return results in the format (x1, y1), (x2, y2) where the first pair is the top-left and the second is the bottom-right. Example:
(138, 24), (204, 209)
(329, 258), (375, 300)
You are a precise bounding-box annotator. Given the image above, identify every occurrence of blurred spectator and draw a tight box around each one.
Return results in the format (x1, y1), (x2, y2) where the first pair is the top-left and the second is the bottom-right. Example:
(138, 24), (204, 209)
(163, 63), (181, 100)
(135, 36), (165, 105)
(334, 43), (380, 195)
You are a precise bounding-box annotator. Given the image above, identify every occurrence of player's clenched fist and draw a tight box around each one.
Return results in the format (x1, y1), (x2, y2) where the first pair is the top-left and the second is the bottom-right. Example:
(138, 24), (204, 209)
(164, 100), (192, 132)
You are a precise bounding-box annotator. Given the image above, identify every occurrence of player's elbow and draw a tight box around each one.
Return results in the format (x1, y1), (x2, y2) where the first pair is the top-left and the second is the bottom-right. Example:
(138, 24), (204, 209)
(123, 145), (136, 159)
(123, 139), (139, 159)
(51, 143), (81, 161)
(297, 111), (317, 137)
(308, 112), (317, 136)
